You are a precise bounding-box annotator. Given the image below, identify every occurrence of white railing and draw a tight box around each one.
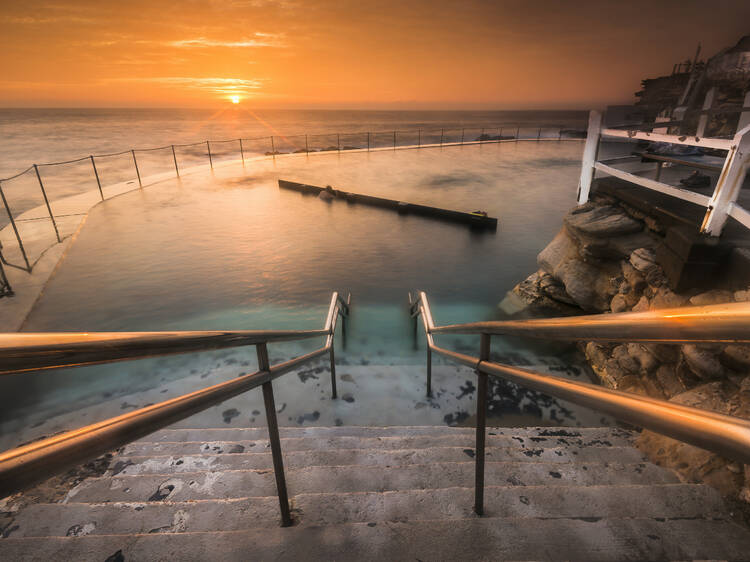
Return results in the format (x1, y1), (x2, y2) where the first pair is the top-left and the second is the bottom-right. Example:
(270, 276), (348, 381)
(577, 110), (750, 236)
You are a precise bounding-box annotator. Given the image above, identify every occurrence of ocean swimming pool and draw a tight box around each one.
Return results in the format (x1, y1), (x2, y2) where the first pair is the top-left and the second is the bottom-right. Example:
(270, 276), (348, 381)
(1, 141), (619, 448)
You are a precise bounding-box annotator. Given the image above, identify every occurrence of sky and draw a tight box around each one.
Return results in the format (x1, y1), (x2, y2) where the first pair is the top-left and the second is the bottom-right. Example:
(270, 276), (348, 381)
(1, 0), (749, 109)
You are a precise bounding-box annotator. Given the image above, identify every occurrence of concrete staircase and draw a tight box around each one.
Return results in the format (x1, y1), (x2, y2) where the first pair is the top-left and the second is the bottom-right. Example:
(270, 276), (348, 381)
(2, 426), (750, 560)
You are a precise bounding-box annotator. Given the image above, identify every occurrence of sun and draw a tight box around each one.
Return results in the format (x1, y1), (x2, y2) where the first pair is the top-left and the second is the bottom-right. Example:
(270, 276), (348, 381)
(230, 95), (240, 104)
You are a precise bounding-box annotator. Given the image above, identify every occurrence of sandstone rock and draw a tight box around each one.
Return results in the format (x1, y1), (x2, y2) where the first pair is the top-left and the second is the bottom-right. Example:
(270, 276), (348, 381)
(621, 261), (647, 293)
(640, 376), (666, 399)
(734, 289), (750, 302)
(610, 294), (628, 313)
(601, 358), (642, 390)
(637, 381), (745, 497)
(629, 247), (658, 273)
(644, 266), (668, 288)
(632, 295), (650, 312)
(318, 190), (334, 201)
(564, 205), (643, 238)
(537, 273), (577, 305)
(689, 290), (735, 306)
(626, 343), (659, 373)
(537, 230), (578, 276)
(650, 288), (688, 309)
(642, 343), (681, 363)
(720, 344), (750, 372)
(554, 259), (610, 312)
(682, 344), (726, 380)
(502, 271), (581, 316)
(612, 345), (640, 374)
(654, 363), (687, 398)
(584, 342), (611, 372)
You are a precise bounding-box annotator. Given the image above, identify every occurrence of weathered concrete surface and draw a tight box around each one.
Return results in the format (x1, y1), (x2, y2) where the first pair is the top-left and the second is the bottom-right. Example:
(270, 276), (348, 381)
(3, 426), (750, 560)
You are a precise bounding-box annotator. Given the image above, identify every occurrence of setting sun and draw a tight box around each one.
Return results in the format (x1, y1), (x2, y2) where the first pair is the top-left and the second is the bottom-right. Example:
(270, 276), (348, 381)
(231, 95), (240, 104)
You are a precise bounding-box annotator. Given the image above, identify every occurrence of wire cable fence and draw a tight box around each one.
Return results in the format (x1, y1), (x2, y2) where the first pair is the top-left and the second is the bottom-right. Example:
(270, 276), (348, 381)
(0, 122), (585, 280)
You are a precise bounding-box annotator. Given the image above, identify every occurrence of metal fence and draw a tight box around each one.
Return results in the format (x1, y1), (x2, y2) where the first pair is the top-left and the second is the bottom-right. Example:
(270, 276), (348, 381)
(0, 123), (584, 278)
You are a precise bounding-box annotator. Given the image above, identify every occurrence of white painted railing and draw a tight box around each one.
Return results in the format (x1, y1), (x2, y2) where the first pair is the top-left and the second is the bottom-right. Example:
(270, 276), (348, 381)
(577, 110), (750, 236)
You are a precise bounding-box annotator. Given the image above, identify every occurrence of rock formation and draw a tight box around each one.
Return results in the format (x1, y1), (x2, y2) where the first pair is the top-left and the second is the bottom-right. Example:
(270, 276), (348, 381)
(503, 193), (750, 503)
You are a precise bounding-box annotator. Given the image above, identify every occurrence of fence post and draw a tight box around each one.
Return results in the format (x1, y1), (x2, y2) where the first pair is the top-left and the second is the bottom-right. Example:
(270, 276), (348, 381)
(33, 165), (61, 243)
(171, 145), (180, 176)
(577, 110), (602, 205)
(257, 343), (293, 527)
(206, 141), (213, 169)
(131, 150), (142, 188)
(475, 333), (490, 516)
(90, 156), (104, 201)
(0, 181), (31, 271)
(701, 124), (750, 236)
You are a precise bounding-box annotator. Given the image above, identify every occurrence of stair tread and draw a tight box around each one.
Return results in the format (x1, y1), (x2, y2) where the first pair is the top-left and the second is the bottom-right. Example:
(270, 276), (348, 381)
(7, 484), (728, 538)
(66, 461), (678, 502)
(2, 518), (749, 561)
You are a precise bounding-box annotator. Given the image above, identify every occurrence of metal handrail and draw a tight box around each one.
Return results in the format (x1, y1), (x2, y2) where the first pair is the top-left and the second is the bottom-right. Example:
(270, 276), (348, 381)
(0, 291), (350, 527)
(409, 291), (750, 516)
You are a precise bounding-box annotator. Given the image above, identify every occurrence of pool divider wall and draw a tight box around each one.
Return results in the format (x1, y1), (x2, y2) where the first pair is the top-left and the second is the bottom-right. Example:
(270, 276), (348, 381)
(278, 180), (498, 231)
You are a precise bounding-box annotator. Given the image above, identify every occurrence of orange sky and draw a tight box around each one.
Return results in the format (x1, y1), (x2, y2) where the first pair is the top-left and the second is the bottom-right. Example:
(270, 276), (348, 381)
(1, 0), (749, 109)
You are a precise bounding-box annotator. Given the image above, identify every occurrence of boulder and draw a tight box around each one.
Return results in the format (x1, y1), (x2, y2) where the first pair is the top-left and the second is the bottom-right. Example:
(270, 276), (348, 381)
(689, 290), (735, 306)
(734, 289), (750, 302)
(720, 344), (750, 371)
(637, 380), (745, 497)
(682, 344), (726, 380)
(626, 343), (659, 373)
(564, 205), (643, 238)
(654, 363), (687, 398)
(554, 259), (610, 312)
(318, 190), (334, 201)
(650, 288), (688, 309)
(632, 295), (650, 312)
(629, 247), (658, 274)
(537, 229), (578, 276)
(610, 294), (628, 313)
(537, 273), (577, 305)
(612, 344), (640, 374)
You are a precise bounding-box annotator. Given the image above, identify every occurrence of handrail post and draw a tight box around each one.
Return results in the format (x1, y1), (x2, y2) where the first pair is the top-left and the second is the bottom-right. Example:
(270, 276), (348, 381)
(206, 141), (213, 169)
(171, 145), (180, 176)
(475, 333), (490, 516)
(238, 139), (245, 166)
(33, 165), (61, 243)
(258, 343), (293, 527)
(329, 340), (338, 399)
(90, 156), (104, 201)
(426, 346), (432, 398)
(577, 110), (602, 204)
(0, 181), (31, 271)
(131, 150), (142, 188)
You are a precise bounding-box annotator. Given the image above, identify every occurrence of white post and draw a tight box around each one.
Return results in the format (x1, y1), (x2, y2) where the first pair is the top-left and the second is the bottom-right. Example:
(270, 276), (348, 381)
(577, 110), (602, 204)
(736, 90), (750, 133)
(696, 87), (716, 138)
(700, 124), (750, 236)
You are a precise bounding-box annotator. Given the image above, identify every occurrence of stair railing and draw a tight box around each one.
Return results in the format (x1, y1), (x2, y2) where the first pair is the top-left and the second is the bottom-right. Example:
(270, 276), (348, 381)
(408, 291), (750, 516)
(0, 291), (351, 526)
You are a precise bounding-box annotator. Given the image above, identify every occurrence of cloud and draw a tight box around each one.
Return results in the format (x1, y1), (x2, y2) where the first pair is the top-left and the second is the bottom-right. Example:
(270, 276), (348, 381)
(107, 77), (265, 97)
(1, 15), (96, 24)
(168, 33), (285, 48)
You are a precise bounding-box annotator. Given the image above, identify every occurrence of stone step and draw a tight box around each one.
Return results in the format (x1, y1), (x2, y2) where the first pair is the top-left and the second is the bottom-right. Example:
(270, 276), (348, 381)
(7, 484), (726, 537)
(66, 461), (678, 503)
(121, 431), (635, 457)
(145, 425), (634, 442)
(3, 517), (750, 561)
(107, 445), (647, 475)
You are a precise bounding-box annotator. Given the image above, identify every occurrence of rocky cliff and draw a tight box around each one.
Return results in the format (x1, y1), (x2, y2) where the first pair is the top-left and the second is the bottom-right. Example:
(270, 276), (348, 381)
(503, 193), (750, 503)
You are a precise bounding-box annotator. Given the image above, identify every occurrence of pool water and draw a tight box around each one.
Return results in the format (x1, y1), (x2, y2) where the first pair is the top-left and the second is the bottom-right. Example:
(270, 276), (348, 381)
(2, 141), (609, 445)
